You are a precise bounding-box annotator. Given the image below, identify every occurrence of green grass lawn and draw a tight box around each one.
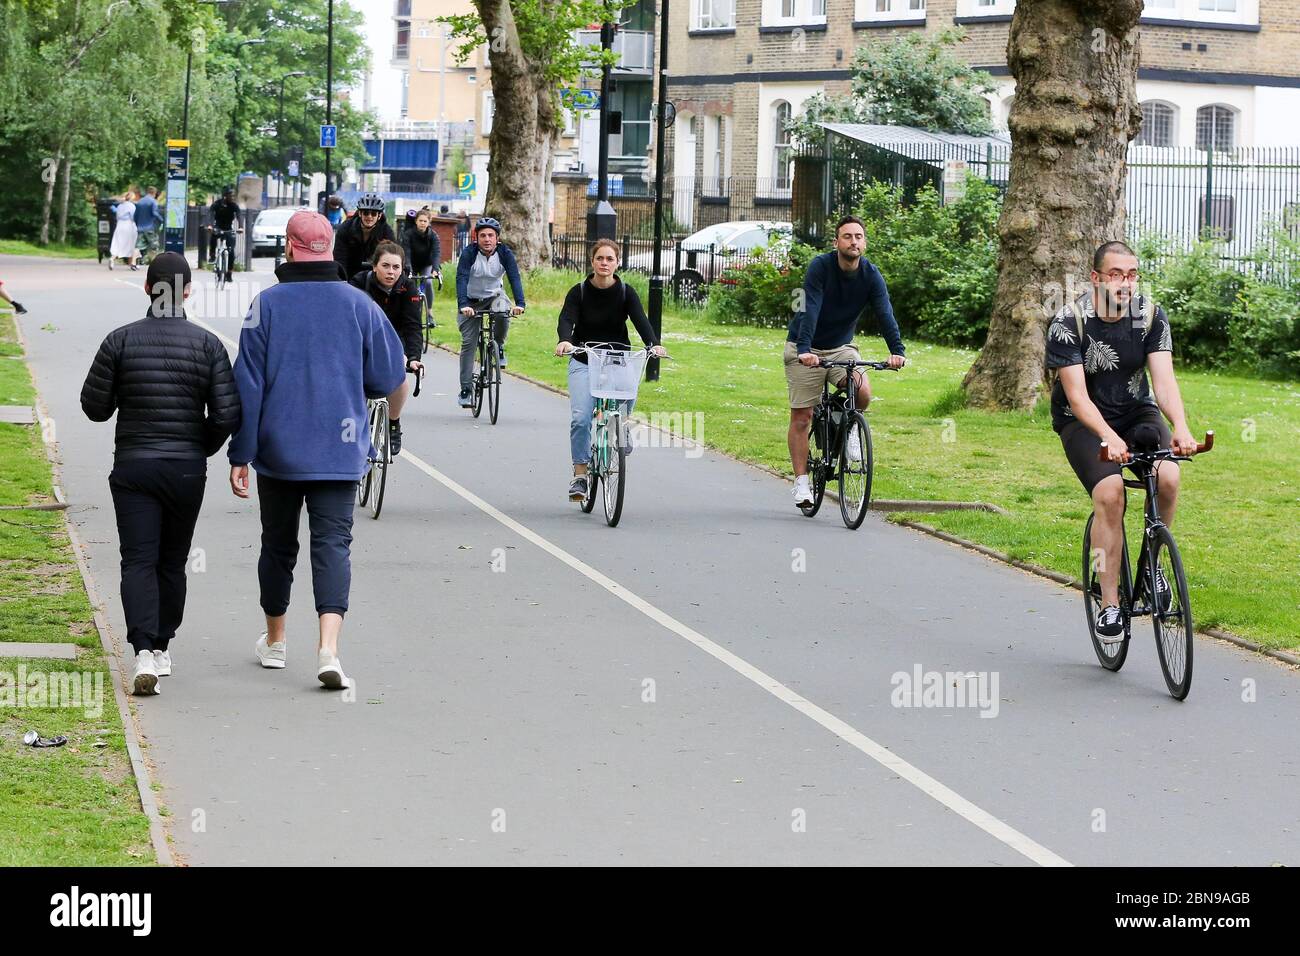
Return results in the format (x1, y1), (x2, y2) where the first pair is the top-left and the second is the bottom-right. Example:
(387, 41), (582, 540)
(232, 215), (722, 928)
(0, 307), (155, 865)
(433, 268), (1300, 649)
(0, 239), (98, 259)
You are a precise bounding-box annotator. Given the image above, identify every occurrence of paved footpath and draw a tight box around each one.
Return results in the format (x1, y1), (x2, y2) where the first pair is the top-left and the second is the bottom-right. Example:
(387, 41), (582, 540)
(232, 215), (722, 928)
(7, 252), (1299, 865)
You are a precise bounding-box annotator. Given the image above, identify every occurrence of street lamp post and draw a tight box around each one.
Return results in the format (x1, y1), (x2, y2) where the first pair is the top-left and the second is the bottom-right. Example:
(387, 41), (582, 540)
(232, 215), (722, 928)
(586, 1), (617, 241)
(278, 71), (306, 205)
(324, 0), (335, 207)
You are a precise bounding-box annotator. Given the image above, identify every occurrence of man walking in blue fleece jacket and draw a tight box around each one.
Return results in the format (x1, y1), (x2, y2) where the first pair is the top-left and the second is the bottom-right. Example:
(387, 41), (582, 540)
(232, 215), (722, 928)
(228, 211), (406, 690)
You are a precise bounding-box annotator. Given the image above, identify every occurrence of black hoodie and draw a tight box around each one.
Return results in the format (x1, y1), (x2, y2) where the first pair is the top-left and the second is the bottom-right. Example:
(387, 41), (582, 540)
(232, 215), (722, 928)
(333, 213), (396, 281)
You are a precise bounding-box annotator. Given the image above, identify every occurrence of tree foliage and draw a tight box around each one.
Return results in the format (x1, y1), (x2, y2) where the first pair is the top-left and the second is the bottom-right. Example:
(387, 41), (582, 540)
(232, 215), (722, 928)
(786, 29), (997, 145)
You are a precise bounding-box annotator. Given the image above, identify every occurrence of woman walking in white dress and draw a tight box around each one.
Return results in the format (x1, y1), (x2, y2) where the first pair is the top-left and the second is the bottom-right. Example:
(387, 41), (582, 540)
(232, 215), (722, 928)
(109, 190), (140, 271)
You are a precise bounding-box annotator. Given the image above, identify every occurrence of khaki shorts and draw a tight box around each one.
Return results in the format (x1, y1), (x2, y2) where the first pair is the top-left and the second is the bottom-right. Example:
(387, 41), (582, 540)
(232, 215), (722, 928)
(783, 341), (861, 409)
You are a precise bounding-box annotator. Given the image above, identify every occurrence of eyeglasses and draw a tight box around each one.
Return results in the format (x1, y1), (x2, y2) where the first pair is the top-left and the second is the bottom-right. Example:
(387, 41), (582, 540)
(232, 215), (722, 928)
(1101, 270), (1140, 282)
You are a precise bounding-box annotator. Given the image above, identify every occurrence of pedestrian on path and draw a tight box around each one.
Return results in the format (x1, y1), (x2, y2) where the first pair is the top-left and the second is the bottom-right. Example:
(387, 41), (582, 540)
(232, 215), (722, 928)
(133, 186), (164, 257)
(80, 252), (242, 696)
(109, 190), (141, 271)
(228, 211), (405, 691)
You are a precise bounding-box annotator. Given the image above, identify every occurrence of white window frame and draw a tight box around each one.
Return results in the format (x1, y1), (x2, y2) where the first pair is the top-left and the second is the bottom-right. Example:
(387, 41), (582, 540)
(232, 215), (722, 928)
(761, 0), (827, 27)
(482, 92), (495, 135)
(1195, 103), (1237, 151)
(855, 0), (926, 21)
(956, 0), (1014, 16)
(772, 101), (793, 192)
(1137, 101), (1178, 148)
(693, 0), (735, 30)
(1142, 0), (1257, 25)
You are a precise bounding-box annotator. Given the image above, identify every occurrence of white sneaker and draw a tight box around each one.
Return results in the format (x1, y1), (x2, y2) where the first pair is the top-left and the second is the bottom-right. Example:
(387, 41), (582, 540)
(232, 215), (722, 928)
(317, 650), (351, 690)
(152, 649), (172, 677)
(792, 476), (814, 507)
(131, 651), (160, 696)
(846, 427), (863, 462)
(255, 633), (287, 669)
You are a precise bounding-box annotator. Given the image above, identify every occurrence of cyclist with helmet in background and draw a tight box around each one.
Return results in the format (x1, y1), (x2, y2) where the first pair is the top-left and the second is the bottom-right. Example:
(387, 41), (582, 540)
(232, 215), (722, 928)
(453, 216), (525, 408)
(207, 187), (242, 283)
(333, 193), (395, 280)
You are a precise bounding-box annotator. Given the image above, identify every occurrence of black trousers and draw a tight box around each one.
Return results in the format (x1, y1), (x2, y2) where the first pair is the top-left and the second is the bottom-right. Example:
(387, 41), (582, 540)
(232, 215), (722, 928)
(108, 458), (207, 653)
(256, 474), (356, 618)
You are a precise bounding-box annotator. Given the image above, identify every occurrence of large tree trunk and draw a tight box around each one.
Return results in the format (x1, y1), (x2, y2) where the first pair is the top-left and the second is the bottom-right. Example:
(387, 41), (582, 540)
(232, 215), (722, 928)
(962, 0), (1143, 411)
(57, 152), (72, 245)
(475, 0), (559, 271)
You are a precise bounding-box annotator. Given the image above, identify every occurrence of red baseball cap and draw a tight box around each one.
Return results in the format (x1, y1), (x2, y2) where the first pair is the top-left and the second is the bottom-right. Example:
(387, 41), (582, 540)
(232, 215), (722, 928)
(285, 211), (335, 261)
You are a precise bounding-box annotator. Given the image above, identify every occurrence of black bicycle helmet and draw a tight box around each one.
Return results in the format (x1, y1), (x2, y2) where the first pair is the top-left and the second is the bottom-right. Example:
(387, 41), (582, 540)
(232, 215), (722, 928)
(356, 193), (385, 212)
(474, 216), (501, 234)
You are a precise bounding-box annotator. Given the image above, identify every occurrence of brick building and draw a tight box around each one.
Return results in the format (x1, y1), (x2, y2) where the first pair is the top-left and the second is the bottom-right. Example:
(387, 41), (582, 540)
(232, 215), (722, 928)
(659, 0), (1300, 227)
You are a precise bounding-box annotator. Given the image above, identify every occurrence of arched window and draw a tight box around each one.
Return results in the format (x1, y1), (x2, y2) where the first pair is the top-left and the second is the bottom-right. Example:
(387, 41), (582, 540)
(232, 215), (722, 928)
(1137, 101), (1176, 147)
(773, 101), (793, 190)
(1196, 104), (1236, 151)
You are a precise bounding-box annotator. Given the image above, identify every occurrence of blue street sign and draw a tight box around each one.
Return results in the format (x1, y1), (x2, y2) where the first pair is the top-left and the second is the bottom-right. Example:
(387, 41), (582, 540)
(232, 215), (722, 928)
(560, 88), (599, 111)
(320, 124), (337, 149)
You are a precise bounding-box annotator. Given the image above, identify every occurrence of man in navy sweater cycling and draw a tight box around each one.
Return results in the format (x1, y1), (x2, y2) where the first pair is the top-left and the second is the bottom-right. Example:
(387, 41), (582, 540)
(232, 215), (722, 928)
(785, 215), (906, 508)
(228, 211), (405, 690)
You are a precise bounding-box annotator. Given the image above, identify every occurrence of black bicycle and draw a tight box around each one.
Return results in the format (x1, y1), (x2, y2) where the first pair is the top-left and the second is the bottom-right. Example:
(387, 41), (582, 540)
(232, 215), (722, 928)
(469, 308), (507, 424)
(414, 270), (442, 355)
(800, 359), (898, 530)
(356, 366), (423, 520)
(1082, 430), (1214, 700)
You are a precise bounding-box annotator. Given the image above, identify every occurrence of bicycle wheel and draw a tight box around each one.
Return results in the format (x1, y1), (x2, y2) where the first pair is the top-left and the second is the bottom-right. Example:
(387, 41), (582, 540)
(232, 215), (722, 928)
(215, 249), (227, 291)
(487, 341), (501, 425)
(1148, 526), (1194, 700)
(602, 413), (627, 527)
(582, 420), (603, 514)
(1082, 513), (1132, 671)
(369, 403), (389, 520)
(421, 296), (431, 354)
(838, 411), (874, 530)
(799, 411), (827, 518)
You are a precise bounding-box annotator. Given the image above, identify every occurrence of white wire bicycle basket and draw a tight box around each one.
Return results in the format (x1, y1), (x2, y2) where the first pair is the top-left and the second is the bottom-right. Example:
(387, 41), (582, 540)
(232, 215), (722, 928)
(587, 347), (647, 400)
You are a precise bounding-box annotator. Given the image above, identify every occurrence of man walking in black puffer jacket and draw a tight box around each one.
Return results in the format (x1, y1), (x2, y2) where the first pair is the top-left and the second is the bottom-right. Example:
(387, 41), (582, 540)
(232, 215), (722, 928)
(81, 252), (242, 697)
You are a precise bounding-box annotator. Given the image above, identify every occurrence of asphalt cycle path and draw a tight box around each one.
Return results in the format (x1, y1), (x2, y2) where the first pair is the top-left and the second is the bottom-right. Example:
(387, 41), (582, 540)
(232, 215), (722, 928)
(9, 252), (1298, 866)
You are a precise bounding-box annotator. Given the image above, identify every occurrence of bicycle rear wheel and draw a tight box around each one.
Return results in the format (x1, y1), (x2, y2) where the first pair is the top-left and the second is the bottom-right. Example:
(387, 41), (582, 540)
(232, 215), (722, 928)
(602, 414), (626, 527)
(369, 404), (389, 520)
(838, 411), (873, 530)
(1148, 526), (1193, 700)
(799, 411), (827, 518)
(487, 341), (501, 424)
(1082, 513), (1132, 671)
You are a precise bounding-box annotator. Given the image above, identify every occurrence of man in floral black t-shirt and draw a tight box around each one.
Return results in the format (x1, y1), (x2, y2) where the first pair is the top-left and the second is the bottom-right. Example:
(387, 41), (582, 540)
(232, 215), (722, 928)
(1045, 241), (1198, 641)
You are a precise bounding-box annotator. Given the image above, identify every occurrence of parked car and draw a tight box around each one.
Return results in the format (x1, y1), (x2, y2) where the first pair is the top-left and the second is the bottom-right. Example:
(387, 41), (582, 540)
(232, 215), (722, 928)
(251, 207), (297, 256)
(623, 220), (794, 303)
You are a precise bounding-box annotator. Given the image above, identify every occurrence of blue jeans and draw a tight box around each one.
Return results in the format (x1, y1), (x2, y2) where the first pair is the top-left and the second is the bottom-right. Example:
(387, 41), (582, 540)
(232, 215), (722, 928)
(569, 357), (634, 465)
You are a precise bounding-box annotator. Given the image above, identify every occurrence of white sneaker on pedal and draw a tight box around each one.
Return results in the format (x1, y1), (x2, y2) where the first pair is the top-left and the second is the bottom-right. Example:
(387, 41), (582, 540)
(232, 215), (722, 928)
(152, 649), (172, 677)
(317, 650), (351, 690)
(792, 476), (814, 507)
(846, 427), (863, 462)
(131, 651), (160, 696)
(255, 632), (287, 669)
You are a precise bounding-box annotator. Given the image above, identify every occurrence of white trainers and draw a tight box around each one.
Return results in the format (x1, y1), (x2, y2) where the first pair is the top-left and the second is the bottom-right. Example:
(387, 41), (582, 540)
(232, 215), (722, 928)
(792, 476), (814, 507)
(255, 633), (287, 669)
(845, 427), (863, 462)
(316, 650), (351, 690)
(152, 649), (172, 677)
(131, 651), (160, 696)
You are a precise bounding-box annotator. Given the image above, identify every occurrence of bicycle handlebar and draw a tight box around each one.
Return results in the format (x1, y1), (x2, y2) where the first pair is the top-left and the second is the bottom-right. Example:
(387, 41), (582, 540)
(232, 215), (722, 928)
(1099, 430), (1214, 464)
(817, 359), (901, 371)
(410, 364), (424, 398)
(561, 342), (670, 359)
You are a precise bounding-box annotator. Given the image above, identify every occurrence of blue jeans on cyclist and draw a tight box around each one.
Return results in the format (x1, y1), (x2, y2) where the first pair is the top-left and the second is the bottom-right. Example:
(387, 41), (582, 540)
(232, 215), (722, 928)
(458, 294), (511, 394)
(568, 357), (634, 464)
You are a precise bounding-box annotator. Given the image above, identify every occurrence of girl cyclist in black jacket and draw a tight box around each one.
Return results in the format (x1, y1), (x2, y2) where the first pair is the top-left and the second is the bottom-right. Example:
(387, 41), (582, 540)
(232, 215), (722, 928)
(350, 240), (423, 454)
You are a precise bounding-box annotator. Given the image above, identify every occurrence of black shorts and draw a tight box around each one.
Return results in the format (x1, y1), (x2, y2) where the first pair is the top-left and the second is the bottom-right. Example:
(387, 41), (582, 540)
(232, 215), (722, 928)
(1059, 406), (1171, 494)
